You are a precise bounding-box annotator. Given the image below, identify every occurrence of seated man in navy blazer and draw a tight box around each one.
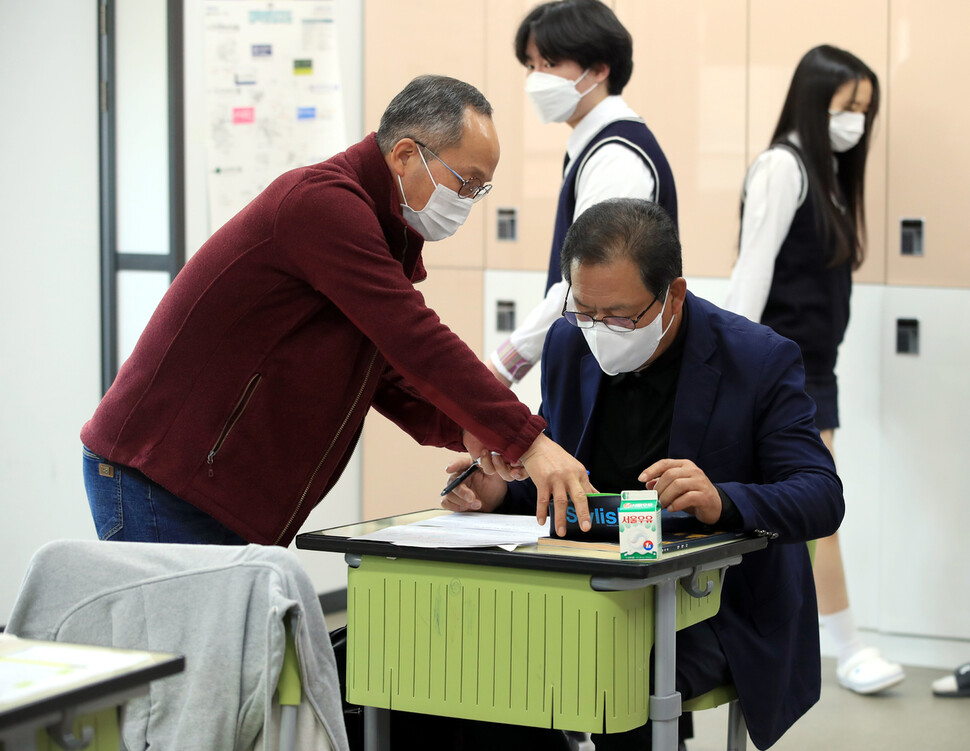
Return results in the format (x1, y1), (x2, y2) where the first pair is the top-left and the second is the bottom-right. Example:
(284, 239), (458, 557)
(444, 198), (845, 750)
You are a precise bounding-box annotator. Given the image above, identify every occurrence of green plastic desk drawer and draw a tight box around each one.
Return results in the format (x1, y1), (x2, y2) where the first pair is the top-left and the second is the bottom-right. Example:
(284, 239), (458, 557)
(346, 555), (720, 734)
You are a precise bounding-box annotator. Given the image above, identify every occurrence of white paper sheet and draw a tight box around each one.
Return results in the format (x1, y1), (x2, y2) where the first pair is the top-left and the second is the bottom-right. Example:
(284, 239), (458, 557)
(352, 512), (549, 551)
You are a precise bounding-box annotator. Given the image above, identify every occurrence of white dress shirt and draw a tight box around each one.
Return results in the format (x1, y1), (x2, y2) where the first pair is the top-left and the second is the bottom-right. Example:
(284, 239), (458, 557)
(723, 144), (805, 323)
(490, 96), (658, 382)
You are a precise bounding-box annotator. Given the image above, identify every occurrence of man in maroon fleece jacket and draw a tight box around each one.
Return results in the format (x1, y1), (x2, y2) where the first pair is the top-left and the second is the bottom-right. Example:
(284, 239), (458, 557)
(81, 75), (595, 546)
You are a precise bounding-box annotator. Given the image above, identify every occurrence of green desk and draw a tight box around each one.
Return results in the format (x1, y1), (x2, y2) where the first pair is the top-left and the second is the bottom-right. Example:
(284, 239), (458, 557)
(0, 636), (184, 751)
(296, 509), (766, 751)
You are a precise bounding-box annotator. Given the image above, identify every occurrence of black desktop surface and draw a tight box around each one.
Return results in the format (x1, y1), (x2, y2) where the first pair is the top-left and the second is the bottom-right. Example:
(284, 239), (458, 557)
(295, 509), (767, 579)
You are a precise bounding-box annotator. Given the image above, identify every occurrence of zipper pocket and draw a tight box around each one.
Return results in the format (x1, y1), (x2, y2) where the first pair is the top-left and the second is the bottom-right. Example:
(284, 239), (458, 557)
(207, 373), (262, 476)
(274, 350), (379, 544)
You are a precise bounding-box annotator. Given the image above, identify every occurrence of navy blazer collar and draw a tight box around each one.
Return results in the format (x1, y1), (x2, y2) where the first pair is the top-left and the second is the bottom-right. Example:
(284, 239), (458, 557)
(669, 291), (721, 463)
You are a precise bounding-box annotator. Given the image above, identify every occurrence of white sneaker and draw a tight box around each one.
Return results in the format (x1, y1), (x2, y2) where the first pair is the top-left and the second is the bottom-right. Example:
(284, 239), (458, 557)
(837, 647), (906, 694)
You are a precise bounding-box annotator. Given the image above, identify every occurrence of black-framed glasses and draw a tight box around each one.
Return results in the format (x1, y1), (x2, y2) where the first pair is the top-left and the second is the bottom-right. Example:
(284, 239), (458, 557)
(561, 284), (660, 332)
(414, 139), (492, 201)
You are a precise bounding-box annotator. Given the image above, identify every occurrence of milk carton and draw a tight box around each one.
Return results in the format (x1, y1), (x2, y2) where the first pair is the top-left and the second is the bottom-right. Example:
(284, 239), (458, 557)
(619, 490), (661, 560)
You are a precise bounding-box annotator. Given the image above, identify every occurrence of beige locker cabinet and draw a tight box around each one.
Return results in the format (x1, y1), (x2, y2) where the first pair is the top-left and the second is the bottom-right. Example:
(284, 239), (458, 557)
(614, 0), (748, 280)
(747, 0), (889, 286)
(362, 3), (488, 131)
(362, 1), (488, 271)
(484, 0), (571, 273)
(886, 0), (970, 288)
(361, 268), (486, 519)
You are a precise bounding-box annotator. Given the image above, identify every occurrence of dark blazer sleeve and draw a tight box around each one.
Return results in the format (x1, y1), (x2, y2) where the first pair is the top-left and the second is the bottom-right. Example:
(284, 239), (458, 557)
(714, 333), (844, 543)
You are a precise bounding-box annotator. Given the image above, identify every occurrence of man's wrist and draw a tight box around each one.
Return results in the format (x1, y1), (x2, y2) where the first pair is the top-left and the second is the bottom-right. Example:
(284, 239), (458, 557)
(715, 487), (744, 530)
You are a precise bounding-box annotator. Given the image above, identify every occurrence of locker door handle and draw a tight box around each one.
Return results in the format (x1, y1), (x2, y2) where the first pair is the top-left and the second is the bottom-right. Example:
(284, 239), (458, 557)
(900, 218), (924, 256)
(896, 319), (919, 355)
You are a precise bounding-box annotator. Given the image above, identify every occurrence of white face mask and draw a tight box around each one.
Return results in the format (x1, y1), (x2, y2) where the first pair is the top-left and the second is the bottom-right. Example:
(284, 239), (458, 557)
(581, 288), (675, 376)
(525, 69), (598, 124)
(399, 149), (472, 241)
(828, 110), (866, 153)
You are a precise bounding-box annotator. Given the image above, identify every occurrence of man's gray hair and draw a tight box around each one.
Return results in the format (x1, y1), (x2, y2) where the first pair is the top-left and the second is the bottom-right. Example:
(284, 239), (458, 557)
(376, 75), (493, 154)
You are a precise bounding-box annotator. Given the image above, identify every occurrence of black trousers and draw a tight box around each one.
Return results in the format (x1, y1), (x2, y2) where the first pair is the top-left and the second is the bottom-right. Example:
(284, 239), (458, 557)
(388, 714), (573, 751)
(590, 618), (730, 750)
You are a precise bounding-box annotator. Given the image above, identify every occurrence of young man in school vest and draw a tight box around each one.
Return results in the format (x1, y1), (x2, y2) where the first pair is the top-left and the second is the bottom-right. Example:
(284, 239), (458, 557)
(488, 0), (677, 385)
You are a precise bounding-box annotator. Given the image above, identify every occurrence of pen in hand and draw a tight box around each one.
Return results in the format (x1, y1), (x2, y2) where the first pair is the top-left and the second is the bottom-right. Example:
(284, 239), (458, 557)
(440, 458), (482, 497)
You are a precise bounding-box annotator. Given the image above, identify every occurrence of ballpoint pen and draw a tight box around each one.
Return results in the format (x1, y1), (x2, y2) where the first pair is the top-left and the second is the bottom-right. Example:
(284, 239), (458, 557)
(440, 457), (483, 496)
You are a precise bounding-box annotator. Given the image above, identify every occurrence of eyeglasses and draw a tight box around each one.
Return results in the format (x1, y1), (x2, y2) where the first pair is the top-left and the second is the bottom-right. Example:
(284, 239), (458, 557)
(561, 284), (660, 332)
(414, 140), (492, 201)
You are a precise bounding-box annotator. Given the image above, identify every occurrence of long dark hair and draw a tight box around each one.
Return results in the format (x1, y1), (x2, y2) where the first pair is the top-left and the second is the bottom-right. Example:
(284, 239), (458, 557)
(771, 45), (880, 269)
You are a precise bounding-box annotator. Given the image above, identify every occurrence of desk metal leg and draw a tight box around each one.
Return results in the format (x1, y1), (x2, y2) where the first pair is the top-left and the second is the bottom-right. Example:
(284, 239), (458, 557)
(363, 706), (390, 751)
(651, 578), (681, 751)
(46, 707), (95, 750)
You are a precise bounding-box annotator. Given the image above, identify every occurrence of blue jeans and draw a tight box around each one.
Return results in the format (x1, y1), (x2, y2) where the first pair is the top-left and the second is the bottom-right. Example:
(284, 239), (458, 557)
(82, 446), (248, 544)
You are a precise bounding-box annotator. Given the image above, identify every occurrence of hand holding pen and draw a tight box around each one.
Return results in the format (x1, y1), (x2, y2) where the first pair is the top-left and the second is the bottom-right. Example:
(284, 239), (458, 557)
(441, 450), (526, 496)
(440, 456), (484, 496)
(440, 452), (516, 514)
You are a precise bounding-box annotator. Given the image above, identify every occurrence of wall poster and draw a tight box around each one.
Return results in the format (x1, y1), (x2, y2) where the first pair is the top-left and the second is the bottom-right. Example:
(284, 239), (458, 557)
(203, 1), (346, 233)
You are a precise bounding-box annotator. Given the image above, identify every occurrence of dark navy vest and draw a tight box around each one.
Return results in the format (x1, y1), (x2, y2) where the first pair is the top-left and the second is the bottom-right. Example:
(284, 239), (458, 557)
(546, 118), (678, 292)
(751, 144), (851, 383)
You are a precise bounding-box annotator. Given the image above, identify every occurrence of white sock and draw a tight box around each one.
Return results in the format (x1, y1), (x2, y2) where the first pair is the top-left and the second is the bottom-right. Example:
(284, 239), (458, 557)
(820, 607), (867, 666)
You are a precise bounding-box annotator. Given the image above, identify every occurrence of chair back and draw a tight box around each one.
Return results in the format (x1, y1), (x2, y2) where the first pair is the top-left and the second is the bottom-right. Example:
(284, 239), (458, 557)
(6, 540), (348, 751)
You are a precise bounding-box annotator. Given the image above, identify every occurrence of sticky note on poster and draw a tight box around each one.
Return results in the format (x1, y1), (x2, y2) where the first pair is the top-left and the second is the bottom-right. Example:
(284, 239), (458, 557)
(293, 58), (313, 75)
(232, 107), (255, 124)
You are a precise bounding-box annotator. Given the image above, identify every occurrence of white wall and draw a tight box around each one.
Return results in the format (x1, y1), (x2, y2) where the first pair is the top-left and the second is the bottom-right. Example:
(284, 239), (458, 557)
(0, 0), (365, 619)
(0, 1), (102, 618)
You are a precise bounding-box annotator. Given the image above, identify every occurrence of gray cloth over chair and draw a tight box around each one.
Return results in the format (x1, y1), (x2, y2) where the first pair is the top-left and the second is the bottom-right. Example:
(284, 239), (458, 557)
(6, 540), (349, 751)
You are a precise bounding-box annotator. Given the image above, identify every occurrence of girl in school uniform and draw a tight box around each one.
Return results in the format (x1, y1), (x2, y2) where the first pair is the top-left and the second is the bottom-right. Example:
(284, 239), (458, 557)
(724, 44), (903, 695)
